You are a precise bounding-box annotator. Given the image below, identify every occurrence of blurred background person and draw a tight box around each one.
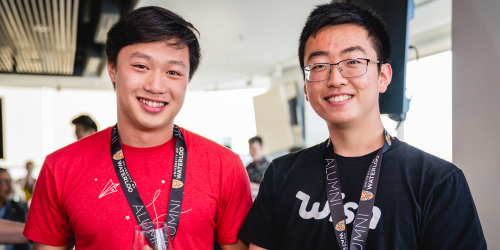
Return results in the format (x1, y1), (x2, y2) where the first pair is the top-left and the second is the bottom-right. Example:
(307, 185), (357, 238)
(71, 115), (98, 140)
(17, 162), (36, 205)
(0, 167), (30, 250)
(246, 136), (269, 194)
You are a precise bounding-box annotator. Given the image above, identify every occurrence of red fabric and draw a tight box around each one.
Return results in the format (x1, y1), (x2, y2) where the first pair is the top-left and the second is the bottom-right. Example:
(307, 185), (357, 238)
(24, 126), (253, 249)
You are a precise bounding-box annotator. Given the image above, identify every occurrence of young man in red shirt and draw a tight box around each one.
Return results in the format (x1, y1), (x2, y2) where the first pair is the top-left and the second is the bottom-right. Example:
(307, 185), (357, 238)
(24, 6), (252, 250)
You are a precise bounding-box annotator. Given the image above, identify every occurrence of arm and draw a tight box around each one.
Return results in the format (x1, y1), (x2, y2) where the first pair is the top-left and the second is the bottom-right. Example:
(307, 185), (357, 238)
(237, 163), (279, 249)
(0, 219), (29, 244)
(249, 243), (266, 250)
(250, 182), (260, 191)
(215, 153), (253, 247)
(24, 160), (74, 247)
(419, 171), (486, 249)
(33, 242), (74, 250)
(221, 239), (248, 250)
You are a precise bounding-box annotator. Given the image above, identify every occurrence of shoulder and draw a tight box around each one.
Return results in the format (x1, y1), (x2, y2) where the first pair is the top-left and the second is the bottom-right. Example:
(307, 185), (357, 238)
(180, 127), (242, 163)
(386, 138), (461, 187)
(267, 140), (327, 181)
(44, 127), (111, 168)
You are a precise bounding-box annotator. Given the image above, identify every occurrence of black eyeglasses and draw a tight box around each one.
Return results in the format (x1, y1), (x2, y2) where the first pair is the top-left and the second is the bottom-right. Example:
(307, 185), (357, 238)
(302, 58), (380, 82)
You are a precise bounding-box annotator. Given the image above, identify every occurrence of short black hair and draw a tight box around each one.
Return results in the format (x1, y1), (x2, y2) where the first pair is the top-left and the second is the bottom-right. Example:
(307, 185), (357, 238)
(298, 3), (391, 75)
(248, 136), (263, 146)
(0, 167), (7, 174)
(106, 6), (201, 89)
(72, 115), (98, 132)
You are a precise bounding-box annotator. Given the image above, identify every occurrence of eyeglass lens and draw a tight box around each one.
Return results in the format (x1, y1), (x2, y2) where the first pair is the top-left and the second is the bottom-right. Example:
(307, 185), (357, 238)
(305, 59), (368, 81)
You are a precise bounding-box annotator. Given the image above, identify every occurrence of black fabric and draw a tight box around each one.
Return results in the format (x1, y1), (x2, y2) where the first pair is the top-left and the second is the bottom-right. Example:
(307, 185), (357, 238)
(4, 201), (31, 250)
(246, 157), (270, 183)
(238, 138), (486, 250)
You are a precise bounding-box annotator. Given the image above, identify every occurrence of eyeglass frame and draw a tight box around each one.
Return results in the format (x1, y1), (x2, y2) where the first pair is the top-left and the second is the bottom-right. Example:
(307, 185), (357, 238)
(301, 58), (381, 82)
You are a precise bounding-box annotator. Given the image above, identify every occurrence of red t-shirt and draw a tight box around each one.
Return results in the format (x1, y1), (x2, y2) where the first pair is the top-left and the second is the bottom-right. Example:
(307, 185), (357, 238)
(24, 126), (253, 249)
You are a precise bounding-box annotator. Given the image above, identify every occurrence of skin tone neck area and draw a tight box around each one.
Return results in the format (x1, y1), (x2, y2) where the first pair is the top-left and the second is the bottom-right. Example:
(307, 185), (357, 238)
(107, 41), (190, 148)
(303, 24), (392, 157)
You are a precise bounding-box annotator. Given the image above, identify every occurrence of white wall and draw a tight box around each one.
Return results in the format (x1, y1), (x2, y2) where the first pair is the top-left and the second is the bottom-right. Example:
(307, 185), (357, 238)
(452, 0), (500, 247)
(0, 86), (117, 179)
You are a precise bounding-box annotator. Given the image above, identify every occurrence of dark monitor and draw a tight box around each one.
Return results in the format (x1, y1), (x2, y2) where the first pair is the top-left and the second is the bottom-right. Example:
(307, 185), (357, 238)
(350, 0), (414, 121)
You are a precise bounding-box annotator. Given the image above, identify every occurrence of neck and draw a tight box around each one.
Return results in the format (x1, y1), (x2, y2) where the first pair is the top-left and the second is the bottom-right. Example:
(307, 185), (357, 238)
(116, 121), (174, 148)
(0, 199), (5, 207)
(327, 113), (385, 157)
(253, 156), (263, 162)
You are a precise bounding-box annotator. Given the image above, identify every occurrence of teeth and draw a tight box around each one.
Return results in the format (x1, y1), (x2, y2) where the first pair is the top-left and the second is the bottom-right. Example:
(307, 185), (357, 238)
(327, 95), (353, 103)
(139, 98), (165, 107)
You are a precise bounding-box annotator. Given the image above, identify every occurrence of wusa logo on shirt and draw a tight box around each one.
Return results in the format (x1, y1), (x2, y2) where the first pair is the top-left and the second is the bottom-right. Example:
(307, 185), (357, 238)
(296, 191), (381, 229)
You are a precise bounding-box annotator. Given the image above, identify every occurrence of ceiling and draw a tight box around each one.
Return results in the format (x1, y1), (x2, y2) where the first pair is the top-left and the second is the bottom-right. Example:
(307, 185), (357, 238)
(0, 0), (452, 90)
(0, 0), (136, 76)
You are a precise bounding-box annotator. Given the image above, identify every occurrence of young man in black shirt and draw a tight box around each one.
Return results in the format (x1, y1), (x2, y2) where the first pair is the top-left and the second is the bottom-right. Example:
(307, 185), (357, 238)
(238, 3), (486, 250)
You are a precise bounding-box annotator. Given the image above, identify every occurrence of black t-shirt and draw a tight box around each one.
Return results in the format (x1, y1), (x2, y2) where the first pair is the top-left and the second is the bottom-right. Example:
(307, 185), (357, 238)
(238, 138), (486, 250)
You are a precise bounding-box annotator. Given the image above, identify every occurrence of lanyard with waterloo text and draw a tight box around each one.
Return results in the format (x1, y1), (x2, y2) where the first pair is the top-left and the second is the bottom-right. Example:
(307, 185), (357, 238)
(110, 124), (187, 243)
(324, 130), (392, 250)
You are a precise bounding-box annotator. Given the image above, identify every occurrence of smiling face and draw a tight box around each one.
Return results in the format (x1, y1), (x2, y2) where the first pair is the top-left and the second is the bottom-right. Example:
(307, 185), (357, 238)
(303, 24), (392, 127)
(108, 41), (190, 133)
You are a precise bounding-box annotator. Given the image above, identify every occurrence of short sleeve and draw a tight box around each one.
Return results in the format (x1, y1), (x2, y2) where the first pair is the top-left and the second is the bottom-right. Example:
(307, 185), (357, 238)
(419, 171), (486, 250)
(214, 153), (253, 245)
(238, 162), (279, 249)
(23, 158), (73, 246)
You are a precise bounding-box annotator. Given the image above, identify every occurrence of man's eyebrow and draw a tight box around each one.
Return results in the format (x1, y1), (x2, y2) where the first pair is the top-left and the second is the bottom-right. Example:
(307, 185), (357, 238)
(130, 52), (186, 68)
(340, 46), (366, 56)
(130, 52), (153, 61)
(307, 51), (330, 64)
(168, 60), (186, 68)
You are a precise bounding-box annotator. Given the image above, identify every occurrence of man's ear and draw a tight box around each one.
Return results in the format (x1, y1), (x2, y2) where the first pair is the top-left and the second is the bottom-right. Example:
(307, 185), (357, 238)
(303, 83), (309, 101)
(378, 63), (392, 93)
(107, 59), (116, 83)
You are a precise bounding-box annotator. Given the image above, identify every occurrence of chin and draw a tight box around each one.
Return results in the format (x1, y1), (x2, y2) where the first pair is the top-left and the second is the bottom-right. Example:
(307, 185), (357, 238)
(135, 118), (172, 131)
(324, 113), (356, 126)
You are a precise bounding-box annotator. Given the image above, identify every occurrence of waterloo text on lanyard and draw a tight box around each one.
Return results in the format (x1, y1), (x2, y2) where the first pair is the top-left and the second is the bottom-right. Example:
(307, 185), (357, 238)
(110, 125), (187, 244)
(324, 130), (392, 250)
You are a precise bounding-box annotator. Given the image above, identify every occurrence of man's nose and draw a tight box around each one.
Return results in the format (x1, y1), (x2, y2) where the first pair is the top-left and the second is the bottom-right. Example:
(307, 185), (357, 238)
(326, 65), (348, 88)
(144, 70), (168, 94)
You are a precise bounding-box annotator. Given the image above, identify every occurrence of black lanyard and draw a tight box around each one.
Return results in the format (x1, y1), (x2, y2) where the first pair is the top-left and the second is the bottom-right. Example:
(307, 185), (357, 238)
(324, 130), (392, 250)
(110, 124), (187, 243)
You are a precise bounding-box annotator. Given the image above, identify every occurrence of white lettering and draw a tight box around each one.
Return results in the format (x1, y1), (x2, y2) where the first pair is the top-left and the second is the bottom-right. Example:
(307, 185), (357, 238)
(296, 190), (381, 229)
(296, 191), (330, 219)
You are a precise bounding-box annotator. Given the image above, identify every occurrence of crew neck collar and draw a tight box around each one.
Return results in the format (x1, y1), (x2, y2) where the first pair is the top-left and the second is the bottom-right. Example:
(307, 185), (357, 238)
(120, 137), (176, 156)
(321, 136), (402, 166)
(106, 126), (178, 156)
(335, 148), (380, 166)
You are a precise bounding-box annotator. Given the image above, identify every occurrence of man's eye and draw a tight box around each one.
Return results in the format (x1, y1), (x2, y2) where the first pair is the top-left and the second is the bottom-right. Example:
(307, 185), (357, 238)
(167, 71), (181, 76)
(347, 60), (362, 65)
(311, 64), (327, 70)
(134, 65), (148, 70)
